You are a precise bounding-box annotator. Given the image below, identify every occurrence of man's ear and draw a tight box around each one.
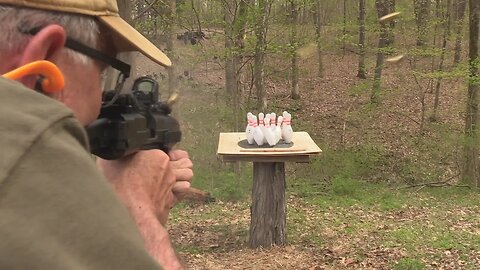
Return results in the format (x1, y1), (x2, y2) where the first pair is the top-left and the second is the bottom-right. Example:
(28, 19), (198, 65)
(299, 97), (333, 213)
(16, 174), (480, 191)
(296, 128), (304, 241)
(20, 24), (66, 65)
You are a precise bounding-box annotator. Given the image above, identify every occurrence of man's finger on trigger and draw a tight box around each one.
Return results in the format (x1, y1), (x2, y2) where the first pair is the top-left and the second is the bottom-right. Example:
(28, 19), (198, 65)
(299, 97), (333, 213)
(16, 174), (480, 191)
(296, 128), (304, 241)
(169, 150), (188, 161)
(170, 158), (193, 170)
(172, 181), (191, 193)
(174, 168), (194, 181)
(177, 158), (193, 169)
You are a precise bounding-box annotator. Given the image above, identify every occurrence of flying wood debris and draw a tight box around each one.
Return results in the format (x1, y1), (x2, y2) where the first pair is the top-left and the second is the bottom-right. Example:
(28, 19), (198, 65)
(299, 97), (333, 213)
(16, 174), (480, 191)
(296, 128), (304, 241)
(167, 92), (179, 106)
(386, 55), (405, 64)
(379, 12), (401, 23)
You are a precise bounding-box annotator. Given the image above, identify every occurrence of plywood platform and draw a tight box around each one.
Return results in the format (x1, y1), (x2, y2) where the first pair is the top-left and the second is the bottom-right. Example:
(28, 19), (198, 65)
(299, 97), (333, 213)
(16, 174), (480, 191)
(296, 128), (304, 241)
(217, 132), (321, 162)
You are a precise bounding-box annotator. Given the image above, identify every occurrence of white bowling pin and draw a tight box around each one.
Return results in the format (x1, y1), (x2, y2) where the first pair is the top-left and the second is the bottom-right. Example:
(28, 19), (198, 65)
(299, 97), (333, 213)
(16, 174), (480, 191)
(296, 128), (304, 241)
(252, 115), (264, 146)
(264, 117), (277, 146)
(270, 113), (276, 131)
(265, 114), (271, 138)
(282, 113), (293, 143)
(246, 112), (253, 132)
(281, 111), (288, 140)
(275, 116), (283, 144)
(245, 113), (255, 144)
(259, 113), (267, 144)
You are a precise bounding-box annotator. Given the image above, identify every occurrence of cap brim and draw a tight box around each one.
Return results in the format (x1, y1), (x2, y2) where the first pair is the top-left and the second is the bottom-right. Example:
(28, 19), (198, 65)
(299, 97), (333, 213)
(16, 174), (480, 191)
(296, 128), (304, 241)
(99, 15), (171, 67)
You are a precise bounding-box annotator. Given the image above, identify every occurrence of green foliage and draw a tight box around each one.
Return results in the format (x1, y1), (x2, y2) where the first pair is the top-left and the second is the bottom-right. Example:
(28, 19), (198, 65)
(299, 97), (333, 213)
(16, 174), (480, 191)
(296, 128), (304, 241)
(409, 47), (445, 58)
(395, 258), (425, 270)
(287, 204), (323, 244)
(377, 45), (396, 55)
(349, 80), (372, 96)
(431, 232), (457, 250)
(399, 123), (464, 184)
(305, 145), (389, 181)
(390, 227), (422, 249)
(174, 80), (253, 202)
(334, 145), (391, 181)
(217, 171), (251, 202)
(412, 62), (469, 81)
(176, 1), (224, 29)
(469, 58), (480, 86)
(290, 144), (408, 211)
(330, 176), (363, 197)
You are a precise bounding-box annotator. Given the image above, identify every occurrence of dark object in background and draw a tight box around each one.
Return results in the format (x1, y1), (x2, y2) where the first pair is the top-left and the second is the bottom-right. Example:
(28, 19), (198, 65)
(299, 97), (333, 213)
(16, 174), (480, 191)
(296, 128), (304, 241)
(176, 30), (206, 45)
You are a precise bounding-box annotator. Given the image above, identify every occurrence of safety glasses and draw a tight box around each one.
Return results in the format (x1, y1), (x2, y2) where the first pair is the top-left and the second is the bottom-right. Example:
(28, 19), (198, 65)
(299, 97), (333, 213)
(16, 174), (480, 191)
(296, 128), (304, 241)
(18, 25), (131, 79)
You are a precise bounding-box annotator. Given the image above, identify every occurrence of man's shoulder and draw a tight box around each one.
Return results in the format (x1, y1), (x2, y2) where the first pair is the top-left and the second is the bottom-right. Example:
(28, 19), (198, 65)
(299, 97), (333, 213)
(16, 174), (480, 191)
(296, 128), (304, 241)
(0, 77), (87, 181)
(0, 77), (73, 124)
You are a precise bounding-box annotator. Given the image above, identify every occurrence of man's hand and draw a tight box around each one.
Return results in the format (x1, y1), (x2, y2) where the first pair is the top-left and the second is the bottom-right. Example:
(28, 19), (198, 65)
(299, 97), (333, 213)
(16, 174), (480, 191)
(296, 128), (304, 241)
(168, 150), (194, 201)
(97, 150), (178, 225)
(97, 149), (193, 270)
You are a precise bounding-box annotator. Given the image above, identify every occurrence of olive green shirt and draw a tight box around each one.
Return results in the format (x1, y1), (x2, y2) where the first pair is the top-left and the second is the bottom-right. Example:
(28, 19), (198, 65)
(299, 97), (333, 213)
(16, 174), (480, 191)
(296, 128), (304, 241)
(0, 77), (162, 269)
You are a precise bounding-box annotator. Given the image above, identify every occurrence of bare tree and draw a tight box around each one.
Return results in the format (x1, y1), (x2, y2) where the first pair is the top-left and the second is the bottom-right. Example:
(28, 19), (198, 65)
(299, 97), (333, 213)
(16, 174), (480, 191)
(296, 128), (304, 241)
(371, 0), (395, 103)
(357, 0), (367, 79)
(289, 0), (300, 100)
(342, 0), (347, 55)
(414, 0), (431, 47)
(165, 0), (177, 95)
(224, 0), (238, 127)
(431, 0), (452, 121)
(224, 0), (249, 131)
(191, 0), (203, 32)
(463, 0), (480, 187)
(313, 0), (325, 78)
(453, 0), (467, 64)
(254, 0), (272, 111)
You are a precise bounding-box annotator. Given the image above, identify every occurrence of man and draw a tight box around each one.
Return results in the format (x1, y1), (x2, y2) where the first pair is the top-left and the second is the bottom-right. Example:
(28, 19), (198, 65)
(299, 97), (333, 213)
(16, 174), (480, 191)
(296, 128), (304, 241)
(0, 0), (193, 269)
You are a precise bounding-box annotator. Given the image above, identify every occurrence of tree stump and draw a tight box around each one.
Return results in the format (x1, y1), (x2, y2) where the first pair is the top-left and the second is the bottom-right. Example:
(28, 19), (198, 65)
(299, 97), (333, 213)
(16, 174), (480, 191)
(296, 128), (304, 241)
(217, 132), (321, 249)
(249, 162), (286, 248)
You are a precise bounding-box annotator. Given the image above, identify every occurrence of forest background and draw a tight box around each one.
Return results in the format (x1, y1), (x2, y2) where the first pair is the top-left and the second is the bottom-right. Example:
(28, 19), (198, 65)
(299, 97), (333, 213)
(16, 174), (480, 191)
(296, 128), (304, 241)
(117, 0), (480, 269)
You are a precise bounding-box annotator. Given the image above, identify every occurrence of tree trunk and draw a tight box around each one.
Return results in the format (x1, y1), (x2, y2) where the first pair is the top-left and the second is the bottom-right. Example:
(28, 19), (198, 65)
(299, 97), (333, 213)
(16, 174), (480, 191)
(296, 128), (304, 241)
(371, 0), (394, 103)
(463, 0), (480, 188)
(225, 1), (239, 131)
(414, 0), (431, 47)
(357, 0), (367, 79)
(224, 0), (249, 131)
(118, 0), (133, 25)
(249, 162), (286, 248)
(385, 0), (396, 47)
(254, 0), (271, 112)
(453, 0), (467, 64)
(431, 0), (452, 121)
(342, 0), (347, 55)
(313, 0), (325, 78)
(235, 0), (249, 108)
(191, 0), (203, 31)
(166, 0), (177, 95)
(425, 0), (442, 94)
(290, 0), (300, 100)
(224, 3), (237, 95)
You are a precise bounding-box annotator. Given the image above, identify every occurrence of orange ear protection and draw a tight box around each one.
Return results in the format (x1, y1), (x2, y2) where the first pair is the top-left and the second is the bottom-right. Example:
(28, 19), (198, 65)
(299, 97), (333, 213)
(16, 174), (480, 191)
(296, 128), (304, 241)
(2, 60), (64, 93)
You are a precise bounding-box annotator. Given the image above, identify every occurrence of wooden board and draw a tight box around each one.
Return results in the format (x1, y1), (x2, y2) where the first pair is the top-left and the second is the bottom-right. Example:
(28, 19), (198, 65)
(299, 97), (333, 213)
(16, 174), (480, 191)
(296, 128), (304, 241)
(217, 132), (322, 157)
(220, 154), (311, 163)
